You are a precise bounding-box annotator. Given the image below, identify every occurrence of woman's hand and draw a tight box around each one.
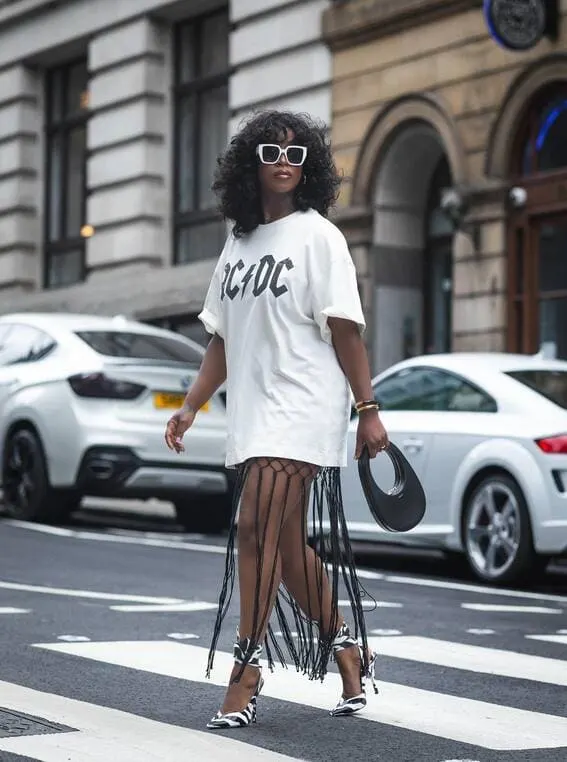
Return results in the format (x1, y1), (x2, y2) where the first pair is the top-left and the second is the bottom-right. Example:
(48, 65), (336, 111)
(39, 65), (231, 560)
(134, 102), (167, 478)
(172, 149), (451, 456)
(164, 406), (196, 454)
(355, 410), (389, 459)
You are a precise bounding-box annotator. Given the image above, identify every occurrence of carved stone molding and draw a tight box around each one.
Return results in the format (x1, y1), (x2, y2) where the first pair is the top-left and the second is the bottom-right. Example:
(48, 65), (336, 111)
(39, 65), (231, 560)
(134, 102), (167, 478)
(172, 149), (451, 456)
(323, 0), (482, 51)
(486, 54), (567, 179)
(351, 92), (468, 206)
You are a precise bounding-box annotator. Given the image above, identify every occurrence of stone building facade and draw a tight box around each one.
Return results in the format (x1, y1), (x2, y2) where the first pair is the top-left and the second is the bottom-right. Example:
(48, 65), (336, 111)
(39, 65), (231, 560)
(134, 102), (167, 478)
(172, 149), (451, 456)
(324, 0), (567, 372)
(0, 0), (331, 343)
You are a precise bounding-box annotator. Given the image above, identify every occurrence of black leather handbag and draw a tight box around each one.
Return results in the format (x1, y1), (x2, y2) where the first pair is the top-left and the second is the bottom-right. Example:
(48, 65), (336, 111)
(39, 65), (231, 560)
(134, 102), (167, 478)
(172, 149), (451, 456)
(357, 442), (427, 533)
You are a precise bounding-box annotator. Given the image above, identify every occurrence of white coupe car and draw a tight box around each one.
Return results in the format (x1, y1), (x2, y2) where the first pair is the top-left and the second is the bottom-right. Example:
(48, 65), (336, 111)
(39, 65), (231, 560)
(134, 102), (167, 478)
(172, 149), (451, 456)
(0, 313), (230, 533)
(341, 353), (567, 584)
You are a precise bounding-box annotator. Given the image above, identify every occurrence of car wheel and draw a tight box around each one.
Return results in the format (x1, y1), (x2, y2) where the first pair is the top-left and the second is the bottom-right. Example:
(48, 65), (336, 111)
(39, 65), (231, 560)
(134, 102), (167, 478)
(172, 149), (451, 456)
(174, 495), (230, 535)
(2, 428), (54, 522)
(463, 473), (536, 584)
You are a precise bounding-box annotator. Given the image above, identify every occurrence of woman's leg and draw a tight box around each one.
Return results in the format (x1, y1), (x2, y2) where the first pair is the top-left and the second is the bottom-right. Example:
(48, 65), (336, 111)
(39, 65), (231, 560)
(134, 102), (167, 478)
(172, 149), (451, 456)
(279, 500), (367, 699)
(220, 458), (313, 714)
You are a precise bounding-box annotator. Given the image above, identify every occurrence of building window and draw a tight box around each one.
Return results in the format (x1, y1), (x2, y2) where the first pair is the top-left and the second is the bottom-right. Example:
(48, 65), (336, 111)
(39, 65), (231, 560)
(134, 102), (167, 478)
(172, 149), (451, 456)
(173, 11), (229, 265)
(44, 59), (89, 289)
(508, 85), (567, 359)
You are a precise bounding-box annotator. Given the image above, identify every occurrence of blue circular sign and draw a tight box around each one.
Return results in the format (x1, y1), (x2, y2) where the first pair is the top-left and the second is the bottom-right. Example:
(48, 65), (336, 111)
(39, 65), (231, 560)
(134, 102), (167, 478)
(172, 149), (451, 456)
(484, 0), (546, 51)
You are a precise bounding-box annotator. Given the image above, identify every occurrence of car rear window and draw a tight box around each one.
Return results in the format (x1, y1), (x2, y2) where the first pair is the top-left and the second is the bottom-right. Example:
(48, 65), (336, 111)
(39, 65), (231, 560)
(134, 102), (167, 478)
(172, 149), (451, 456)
(75, 331), (203, 365)
(506, 369), (567, 409)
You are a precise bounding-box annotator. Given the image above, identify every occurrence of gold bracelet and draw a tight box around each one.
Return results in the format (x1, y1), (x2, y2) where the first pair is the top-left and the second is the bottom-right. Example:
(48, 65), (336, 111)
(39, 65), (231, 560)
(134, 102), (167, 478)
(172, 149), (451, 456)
(356, 402), (379, 414)
(355, 399), (380, 412)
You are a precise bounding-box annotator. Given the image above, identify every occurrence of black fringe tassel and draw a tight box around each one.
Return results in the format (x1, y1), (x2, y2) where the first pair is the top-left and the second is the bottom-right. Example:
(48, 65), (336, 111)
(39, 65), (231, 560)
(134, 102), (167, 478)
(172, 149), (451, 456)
(205, 458), (373, 682)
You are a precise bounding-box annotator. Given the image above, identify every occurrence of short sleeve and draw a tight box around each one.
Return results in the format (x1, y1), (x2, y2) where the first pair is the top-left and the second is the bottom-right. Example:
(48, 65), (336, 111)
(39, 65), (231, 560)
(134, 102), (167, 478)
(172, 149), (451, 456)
(198, 252), (226, 339)
(309, 223), (366, 344)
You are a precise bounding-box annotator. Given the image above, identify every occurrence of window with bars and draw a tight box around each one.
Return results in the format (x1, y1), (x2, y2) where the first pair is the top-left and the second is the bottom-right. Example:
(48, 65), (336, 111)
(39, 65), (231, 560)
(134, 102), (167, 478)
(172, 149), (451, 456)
(44, 59), (89, 289)
(173, 11), (229, 265)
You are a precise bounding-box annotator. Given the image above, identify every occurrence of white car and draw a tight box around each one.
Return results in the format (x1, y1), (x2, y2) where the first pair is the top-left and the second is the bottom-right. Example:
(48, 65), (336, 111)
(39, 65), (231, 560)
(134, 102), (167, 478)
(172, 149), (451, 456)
(0, 313), (230, 533)
(341, 353), (567, 584)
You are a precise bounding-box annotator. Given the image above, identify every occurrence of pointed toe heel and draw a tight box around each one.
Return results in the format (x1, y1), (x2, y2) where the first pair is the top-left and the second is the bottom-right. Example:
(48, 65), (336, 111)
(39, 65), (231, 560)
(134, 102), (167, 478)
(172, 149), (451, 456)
(207, 636), (264, 730)
(329, 622), (378, 717)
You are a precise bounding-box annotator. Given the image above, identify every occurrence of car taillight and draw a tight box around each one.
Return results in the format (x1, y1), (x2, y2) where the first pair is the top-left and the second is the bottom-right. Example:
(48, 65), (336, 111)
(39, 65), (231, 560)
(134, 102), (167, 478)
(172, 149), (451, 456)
(68, 373), (145, 400)
(535, 435), (567, 454)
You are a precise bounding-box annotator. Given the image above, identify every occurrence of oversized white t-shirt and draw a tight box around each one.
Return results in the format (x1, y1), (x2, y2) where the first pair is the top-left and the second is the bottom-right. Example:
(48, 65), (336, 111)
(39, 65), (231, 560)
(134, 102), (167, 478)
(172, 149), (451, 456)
(198, 208), (366, 468)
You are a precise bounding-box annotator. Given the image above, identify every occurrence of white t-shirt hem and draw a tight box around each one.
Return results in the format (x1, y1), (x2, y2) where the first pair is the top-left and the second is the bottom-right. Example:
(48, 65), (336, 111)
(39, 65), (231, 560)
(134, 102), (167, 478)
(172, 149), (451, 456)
(198, 307), (223, 338)
(317, 307), (366, 345)
(226, 444), (348, 470)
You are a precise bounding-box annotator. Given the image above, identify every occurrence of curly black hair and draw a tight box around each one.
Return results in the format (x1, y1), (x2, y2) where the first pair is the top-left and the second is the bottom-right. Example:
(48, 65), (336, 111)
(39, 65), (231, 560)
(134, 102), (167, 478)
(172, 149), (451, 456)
(212, 110), (342, 238)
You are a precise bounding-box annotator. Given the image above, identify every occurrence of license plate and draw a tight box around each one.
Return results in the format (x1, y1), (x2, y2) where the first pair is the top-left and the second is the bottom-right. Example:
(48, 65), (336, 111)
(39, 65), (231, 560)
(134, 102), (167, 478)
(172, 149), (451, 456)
(153, 392), (209, 412)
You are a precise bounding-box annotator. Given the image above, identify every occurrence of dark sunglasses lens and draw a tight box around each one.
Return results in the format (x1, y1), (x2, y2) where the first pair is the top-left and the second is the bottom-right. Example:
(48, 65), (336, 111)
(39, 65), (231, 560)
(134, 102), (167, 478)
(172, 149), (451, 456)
(286, 147), (304, 165)
(261, 145), (280, 163)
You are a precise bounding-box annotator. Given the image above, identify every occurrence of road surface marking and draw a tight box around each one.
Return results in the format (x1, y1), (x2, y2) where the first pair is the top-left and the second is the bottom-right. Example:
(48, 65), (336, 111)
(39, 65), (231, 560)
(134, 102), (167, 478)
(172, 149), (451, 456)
(466, 629), (495, 635)
(0, 607), (30, 614)
(352, 568), (383, 580)
(33, 640), (567, 751)
(0, 679), (298, 762)
(167, 633), (200, 640)
(367, 635), (567, 686)
(371, 629), (403, 636)
(57, 635), (91, 642)
(5, 519), (567, 604)
(461, 603), (563, 614)
(526, 634), (567, 645)
(2, 519), (227, 554)
(109, 601), (217, 613)
(337, 599), (401, 609)
(0, 580), (183, 604)
(381, 574), (567, 604)
(4, 520), (567, 604)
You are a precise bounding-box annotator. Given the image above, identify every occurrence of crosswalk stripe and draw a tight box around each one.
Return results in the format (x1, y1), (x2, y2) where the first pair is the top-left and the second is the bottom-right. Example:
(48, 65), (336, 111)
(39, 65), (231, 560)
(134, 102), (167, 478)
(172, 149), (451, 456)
(34, 640), (567, 751)
(526, 634), (567, 645)
(0, 679), (299, 762)
(367, 635), (567, 686)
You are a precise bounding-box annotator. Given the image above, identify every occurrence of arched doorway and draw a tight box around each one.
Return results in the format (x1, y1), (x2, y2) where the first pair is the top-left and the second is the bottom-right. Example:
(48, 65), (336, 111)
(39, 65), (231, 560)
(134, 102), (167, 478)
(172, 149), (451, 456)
(508, 84), (567, 359)
(372, 122), (454, 371)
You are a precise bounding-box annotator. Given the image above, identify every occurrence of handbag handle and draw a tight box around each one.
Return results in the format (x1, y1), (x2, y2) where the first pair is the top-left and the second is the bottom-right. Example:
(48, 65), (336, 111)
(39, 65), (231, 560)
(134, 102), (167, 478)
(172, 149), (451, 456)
(357, 442), (427, 533)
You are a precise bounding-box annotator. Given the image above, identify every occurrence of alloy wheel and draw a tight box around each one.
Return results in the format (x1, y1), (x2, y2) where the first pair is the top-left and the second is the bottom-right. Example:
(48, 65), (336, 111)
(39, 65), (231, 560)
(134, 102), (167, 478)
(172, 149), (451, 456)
(465, 480), (521, 580)
(3, 433), (38, 516)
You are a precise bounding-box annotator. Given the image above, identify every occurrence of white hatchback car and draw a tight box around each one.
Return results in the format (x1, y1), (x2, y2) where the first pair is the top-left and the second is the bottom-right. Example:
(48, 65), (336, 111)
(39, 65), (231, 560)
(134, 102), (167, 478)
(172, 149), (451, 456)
(341, 353), (567, 584)
(0, 313), (230, 533)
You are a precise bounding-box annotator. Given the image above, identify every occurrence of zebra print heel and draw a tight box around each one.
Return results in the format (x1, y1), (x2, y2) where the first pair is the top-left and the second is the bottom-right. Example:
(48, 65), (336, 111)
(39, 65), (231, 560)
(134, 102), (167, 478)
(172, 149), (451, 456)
(207, 636), (264, 730)
(329, 622), (378, 717)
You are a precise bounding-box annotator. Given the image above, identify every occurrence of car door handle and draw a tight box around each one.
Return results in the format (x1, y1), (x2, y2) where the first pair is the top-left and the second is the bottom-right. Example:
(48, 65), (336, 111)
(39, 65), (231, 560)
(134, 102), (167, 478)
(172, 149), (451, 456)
(402, 438), (424, 452)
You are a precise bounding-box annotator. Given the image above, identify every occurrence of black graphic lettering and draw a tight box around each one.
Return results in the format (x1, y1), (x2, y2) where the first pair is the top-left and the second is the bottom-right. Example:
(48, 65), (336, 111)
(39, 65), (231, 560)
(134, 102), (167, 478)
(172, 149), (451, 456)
(270, 257), (294, 297)
(226, 259), (244, 300)
(253, 255), (275, 297)
(241, 264), (256, 298)
(220, 255), (295, 301)
(220, 263), (231, 301)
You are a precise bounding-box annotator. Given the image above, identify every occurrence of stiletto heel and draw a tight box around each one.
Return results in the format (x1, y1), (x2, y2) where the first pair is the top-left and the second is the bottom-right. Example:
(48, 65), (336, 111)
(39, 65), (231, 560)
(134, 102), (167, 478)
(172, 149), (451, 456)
(329, 622), (378, 717)
(207, 635), (264, 729)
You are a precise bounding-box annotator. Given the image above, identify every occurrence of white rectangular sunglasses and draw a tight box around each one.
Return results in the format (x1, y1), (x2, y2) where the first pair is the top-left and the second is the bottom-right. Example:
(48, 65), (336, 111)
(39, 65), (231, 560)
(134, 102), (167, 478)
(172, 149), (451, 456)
(256, 144), (308, 166)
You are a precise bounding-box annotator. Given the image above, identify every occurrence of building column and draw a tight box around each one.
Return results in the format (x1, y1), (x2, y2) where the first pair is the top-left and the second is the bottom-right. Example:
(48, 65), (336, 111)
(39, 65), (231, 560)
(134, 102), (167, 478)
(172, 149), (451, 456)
(86, 16), (170, 281)
(452, 198), (507, 352)
(0, 65), (41, 295)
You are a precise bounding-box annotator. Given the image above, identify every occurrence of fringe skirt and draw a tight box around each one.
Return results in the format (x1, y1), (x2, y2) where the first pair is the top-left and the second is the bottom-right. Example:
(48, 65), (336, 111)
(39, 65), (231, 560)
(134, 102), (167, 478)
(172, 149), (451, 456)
(206, 456), (372, 681)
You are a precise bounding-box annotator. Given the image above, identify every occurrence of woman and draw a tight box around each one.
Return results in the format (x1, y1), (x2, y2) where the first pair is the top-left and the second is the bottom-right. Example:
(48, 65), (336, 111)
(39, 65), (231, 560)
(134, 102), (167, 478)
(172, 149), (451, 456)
(165, 110), (389, 729)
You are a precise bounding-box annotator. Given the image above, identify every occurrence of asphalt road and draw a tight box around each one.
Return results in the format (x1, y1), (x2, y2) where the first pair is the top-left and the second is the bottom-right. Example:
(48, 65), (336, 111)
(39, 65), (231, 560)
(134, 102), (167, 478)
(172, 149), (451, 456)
(0, 505), (566, 762)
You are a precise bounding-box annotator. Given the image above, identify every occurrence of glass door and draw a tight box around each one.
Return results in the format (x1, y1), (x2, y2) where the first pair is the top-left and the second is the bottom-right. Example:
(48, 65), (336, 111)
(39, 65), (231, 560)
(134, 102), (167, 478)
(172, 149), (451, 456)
(534, 215), (567, 359)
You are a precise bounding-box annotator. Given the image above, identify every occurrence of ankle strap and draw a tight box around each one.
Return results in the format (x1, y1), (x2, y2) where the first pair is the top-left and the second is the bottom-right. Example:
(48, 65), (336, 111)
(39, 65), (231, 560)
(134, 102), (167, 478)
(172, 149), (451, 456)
(234, 636), (263, 668)
(332, 622), (358, 654)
